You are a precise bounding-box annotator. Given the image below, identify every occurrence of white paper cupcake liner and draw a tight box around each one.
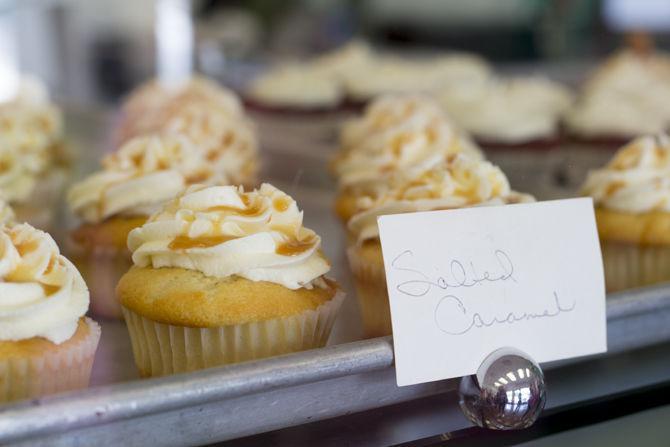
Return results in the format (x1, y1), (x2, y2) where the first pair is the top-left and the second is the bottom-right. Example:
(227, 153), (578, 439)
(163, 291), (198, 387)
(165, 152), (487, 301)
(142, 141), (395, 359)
(0, 318), (101, 403)
(347, 246), (392, 338)
(602, 241), (670, 292)
(122, 289), (345, 377)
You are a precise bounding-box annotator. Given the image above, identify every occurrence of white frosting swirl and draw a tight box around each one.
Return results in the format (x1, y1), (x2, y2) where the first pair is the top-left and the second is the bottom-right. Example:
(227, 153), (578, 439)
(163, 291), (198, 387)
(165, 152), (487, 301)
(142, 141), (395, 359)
(335, 95), (482, 186)
(566, 50), (670, 137)
(128, 184), (330, 290)
(248, 64), (343, 108)
(348, 154), (534, 243)
(581, 134), (670, 213)
(68, 135), (217, 223)
(439, 76), (573, 142)
(0, 223), (89, 344)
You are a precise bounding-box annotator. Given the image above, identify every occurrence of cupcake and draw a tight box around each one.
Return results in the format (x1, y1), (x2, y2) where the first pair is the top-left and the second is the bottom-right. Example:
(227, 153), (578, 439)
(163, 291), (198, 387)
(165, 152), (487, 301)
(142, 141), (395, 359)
(117, 183), (345, 377)
(67, 134), (218, 319)
(346, 154), (533, 337)
(333, 94), (483, 222)
(0, 223), (101, 402)
(581, 134), (670, 291)
(565, 49), (670, 143)
(0, 78), (66, 230)
(438, 76), (573, 148)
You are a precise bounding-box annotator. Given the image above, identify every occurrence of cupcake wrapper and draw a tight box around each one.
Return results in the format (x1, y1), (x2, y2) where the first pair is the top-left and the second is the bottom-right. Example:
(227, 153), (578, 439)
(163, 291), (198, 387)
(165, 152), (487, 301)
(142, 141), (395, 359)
(122, 289), (345, 377)
(347, 247), (392, 338)
(68, 244), (131, 320)
(602, 241), (670, 292)
(0, 318), (101, 403)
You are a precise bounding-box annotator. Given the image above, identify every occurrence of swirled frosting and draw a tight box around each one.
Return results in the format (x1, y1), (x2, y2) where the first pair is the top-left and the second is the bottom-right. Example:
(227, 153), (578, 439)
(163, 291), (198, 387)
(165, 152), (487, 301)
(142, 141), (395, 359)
(68, 135), (217, 224)
(348, 154), (534, 243)
(0, 78), (64, 202)
(581, 134), (670, 213)
(0, 223), (89, 344)
(565, 50), (670, 137)
(439, 76), (573, 142)
(161, 103), (258, 185)
(127, 184), (330, 290)
(248, 64), (343, 108)
(335, 95), (482, 186)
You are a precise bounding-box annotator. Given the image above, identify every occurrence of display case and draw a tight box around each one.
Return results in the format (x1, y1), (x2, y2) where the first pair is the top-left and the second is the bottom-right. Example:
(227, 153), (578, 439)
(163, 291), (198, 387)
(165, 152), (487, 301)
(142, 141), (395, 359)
(2, 1), (670, 446)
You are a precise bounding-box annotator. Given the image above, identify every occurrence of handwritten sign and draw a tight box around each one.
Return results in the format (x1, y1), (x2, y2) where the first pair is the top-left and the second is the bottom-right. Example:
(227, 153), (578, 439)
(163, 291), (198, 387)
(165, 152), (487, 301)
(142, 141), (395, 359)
(378, 198), (606, 386)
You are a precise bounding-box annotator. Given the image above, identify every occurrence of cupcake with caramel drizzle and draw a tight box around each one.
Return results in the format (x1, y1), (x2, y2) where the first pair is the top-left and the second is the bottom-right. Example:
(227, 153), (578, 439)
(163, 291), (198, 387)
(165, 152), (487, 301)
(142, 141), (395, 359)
(117, 183), (344, 377)
(66, 134), (219, 318)
(332, 94), (483, 222)
(346, 153), (533, 337)
(582, 133), (670, 291)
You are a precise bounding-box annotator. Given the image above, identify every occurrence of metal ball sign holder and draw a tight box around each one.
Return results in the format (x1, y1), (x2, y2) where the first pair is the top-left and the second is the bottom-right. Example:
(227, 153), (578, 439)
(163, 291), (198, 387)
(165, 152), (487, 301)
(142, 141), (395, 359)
(458, 347), (546, 430)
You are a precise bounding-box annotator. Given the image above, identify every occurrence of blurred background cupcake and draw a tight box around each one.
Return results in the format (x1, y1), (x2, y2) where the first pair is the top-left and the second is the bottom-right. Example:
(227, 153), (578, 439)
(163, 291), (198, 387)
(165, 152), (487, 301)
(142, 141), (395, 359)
(438, 76), (574, 149)
(565, 38), (670, 146)
(0, 77), (66, 231)
(582, 133), (670, 292)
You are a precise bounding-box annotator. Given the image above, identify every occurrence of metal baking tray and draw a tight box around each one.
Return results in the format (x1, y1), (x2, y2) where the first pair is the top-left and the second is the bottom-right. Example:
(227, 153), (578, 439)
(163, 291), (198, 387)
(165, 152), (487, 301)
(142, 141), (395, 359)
(0, 105), (665, 446)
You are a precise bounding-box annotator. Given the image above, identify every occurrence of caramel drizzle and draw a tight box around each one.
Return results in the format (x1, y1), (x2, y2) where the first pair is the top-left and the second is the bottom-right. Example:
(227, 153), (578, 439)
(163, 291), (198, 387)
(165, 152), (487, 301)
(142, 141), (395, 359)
(168, 234), (239, 250)
(275, 236), (317, 256)
(167, 193), (315, 255)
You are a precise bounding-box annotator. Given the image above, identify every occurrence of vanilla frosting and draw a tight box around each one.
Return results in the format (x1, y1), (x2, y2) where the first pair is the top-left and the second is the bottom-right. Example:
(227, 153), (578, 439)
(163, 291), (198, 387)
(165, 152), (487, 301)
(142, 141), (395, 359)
(0, 223), (89, 344)
(581, 134), (670, 213)
(348, 154), (534, 243)
(342, 54), (491, 101)
(335, 95), (483, 186)
(161, 103), (258, 185)
(128, 184), (330, 290)
(566, 50), (670, 137)
(248, 64), (343, 108)
(68, 135), (217, 223)
(439, 76), (573, 143)
(311, 40), (373, 79)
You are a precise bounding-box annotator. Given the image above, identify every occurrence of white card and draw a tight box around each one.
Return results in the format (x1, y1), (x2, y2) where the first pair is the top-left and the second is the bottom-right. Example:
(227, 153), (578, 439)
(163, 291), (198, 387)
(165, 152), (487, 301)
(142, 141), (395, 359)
(377, 198), (607, 386)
